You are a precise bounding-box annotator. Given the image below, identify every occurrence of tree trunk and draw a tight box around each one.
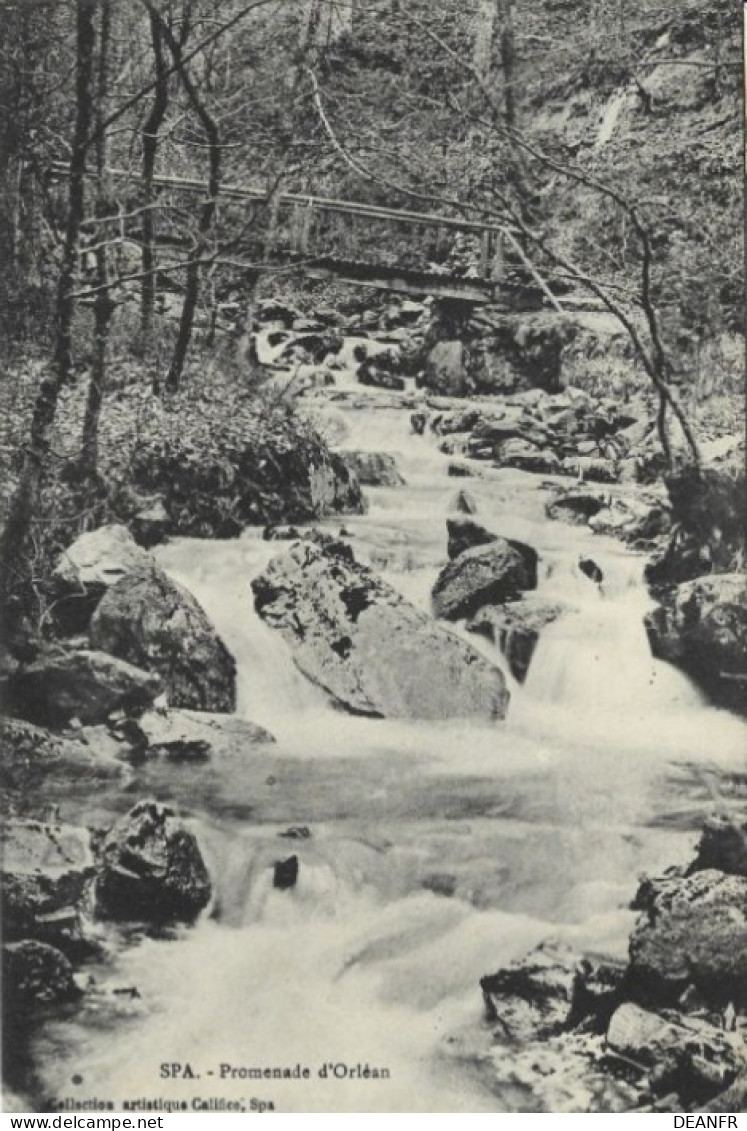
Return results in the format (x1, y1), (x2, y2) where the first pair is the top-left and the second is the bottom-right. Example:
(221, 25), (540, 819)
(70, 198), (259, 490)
(79, 0), (113, 482)
(52, 0), (96, 383)
(497, 0), (516, 128)
(146, 4), (221, 394)
(473, 0), (495, 80)
(1, 0), (96, 627)
(140, 11), (169, 345)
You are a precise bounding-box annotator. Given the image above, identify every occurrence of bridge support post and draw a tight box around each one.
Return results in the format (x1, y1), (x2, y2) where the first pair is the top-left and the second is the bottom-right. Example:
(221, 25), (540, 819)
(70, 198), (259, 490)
(491, 230), (505, 281)
(479, 230), (492, 278)
(299, 199), (314, 255)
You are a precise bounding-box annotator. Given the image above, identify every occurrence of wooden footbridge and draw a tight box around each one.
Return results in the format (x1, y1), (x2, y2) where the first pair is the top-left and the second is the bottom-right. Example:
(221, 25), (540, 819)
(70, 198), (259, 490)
(50, 163), (563, 309)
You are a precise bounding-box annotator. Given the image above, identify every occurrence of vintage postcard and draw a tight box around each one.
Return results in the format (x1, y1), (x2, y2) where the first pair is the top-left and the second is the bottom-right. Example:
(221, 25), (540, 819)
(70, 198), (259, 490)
(1, 0), (744, 1115)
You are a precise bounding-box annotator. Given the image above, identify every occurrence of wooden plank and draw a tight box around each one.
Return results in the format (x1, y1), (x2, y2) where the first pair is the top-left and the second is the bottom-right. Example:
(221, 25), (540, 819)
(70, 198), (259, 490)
(304, 262), (494, 304)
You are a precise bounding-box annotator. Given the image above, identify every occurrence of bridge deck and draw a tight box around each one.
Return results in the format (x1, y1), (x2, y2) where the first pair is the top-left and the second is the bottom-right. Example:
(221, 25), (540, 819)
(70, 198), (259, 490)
(303, 257), (499, 303)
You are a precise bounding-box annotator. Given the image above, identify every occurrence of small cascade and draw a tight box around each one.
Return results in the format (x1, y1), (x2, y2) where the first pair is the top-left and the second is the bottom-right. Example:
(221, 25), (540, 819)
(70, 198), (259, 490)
(522, 547), (702, 714)
(31, 393), (745, 1116)
(154, 534), (328, 733)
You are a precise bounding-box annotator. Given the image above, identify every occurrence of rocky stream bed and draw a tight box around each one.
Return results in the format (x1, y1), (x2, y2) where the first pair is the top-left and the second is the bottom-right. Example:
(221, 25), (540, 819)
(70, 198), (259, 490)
(2, 297), (746, 1113)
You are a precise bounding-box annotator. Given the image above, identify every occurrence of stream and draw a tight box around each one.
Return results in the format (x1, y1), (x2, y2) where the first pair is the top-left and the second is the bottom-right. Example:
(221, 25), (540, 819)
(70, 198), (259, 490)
(29, 394), (747, 1113)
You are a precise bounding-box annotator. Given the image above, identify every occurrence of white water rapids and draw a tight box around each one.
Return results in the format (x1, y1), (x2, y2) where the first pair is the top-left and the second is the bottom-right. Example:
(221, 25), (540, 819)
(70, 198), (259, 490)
(32, 397), (746, 1113)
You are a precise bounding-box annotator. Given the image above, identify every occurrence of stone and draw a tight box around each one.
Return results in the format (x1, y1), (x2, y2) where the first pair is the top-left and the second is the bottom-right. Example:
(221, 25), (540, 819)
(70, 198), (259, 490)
(467, 601), (562, 682)
(561, 456), (619, 483)
(311, 452), (368, 517)
(7, 647), (162, 727)
(273, 856), (299, 890)
(89, 563), (237, 713)
(579, 558), (604, 584)
(51, 525), (154, 634)
(341, 451), (405, 488)
(432, 539), (536, 621)
(423, 340), (470, 396)
(480, 942), (578, 1041)
(644, 574), (747, 710)
(447, 516), (498, 560)
(628, 868), (747, 1009)
(606, 1002), (742, 1104)
(130, 499), (172, 548)
(449, 488), (478, 515)
(546, 489), (610, 524)
(447, 461), (481, 478)
(256, 299), (300, 326)
(3, 941), (79, 1007)
(1, 819), (95, 941)
(252, 541), (509, 720)
(589, 497), (671, 540)
(358, 368), (406, 392)
(689, 816), (747, 879)
(497, 438), (562, 475)
(95, 800), (212, 923)
(0, 717), (124, 791)
(111, 708), (274, 761)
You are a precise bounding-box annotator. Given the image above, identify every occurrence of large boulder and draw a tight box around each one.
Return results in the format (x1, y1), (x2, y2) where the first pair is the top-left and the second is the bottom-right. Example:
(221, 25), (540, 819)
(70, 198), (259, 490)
(496, 438), (562, 475)
(644, 573), (747, 709)
(89, 563), (237, 713)
(467, 601), (563, 683)
(546, 488), (610, 525)
(111, 708), (275, 761)
(124, 392), (368, 539)
(95, 800), (212, 923)
(480, 942), (578, 1041)
(423, 340), (470, 396)
(6, 647), (162, 726)
(446, 516), (498, 560)
(480, 942), (625, 1042)
(341, 450), (405, 488)
(432, 539), (537, 621)
(606, 1003), (741, 1104)
(646, 465), (745, 588)
(628, 868), (747, 1009)
(0, 717), (124, 791)
(689, 816), (747, 879)
(51, 525), (154, 634)
(3, 941), (79, 1007)
(252, 541), (509, 719)
(2, 819), (95, 941)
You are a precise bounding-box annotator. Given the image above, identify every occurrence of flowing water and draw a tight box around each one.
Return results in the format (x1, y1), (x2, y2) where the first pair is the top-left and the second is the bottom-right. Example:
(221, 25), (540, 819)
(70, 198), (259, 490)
(30, 395), (746, 1113)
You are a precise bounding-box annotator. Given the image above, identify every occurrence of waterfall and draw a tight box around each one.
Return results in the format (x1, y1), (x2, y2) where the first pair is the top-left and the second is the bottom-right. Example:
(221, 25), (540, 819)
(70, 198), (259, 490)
(31, 397), (746, 1114)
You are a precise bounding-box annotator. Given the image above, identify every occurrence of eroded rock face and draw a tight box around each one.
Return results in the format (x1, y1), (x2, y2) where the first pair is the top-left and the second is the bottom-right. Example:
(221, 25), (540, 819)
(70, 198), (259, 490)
(95, 800), (212, 923)
(252, 541), (509, 719)
(644, 573), (747, 710)
(6, 647), (162, 726)
(432, 539), (536, 621)
(89, 563), (237, 713)
(628, 868), (747, 1009)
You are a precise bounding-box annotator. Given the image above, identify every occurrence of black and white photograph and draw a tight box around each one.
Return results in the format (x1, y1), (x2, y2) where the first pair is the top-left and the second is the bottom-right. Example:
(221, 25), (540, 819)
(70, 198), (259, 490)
(0, 0), (745, 1115)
